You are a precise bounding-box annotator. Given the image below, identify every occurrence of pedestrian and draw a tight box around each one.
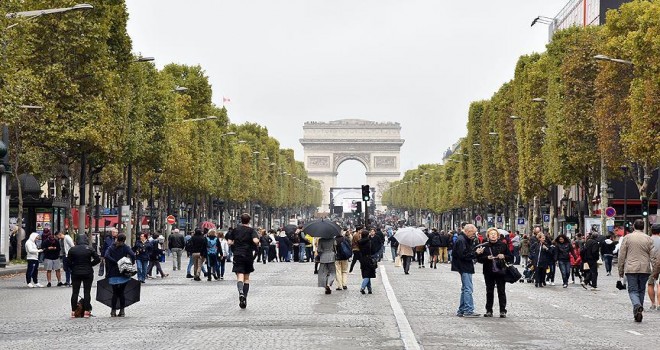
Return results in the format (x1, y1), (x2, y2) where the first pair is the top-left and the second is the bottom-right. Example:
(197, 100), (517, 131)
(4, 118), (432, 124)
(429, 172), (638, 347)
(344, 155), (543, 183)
(545, 236), (557, 286)
(41, 229), (63, 287)
(206, 229), (222, 281)
(258, 230), (272, 265)
(520, 234), (530, 267)
(620, 219), (654, 323)
(99, 230), (117, 277)
(511, 231), (521, 265)
(397, 242), (414, 275)
(67, 234), (100, 318)
(554, 235), (571, 288)
(104, 233), (136, 317)
(133, 233), (151, 283)
(335, 232), (350, 291)
(58, 231), (74, 287)
(349, 229), (362, 274)
(168, 228), (185, 271)
(569, 241), (583, 284)
(9, 227), (17, 261)
(416, 244), (426, 269)
(190, 228), (207, 281)
(358, 229), (380, 295)
(25, 232), (43, 288)
(529, 233), (554, 288)
(304, 231), (314, 262)
(218, 231), (229, 279)
(581, 231), (601, 290)
(317, 237), (337, 294)
(427, 228), (441, 269)
(601, 233), (618, 276)
(476, 228), (512, 318)
(452, 224), (480, 317)
(268, 229), (278, 262)
(647, 224), (660, 310)
(276, 230), (291, 262)
(388, 233), (399, 262)
(438, 230), (450, 264)
(226, 213), (260, 309)
(147, 233), (168, 279)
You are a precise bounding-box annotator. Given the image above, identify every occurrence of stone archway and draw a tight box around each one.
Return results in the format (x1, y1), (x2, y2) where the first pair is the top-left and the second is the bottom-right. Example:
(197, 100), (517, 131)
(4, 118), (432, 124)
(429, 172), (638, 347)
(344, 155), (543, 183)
(300, 119), (404, 213)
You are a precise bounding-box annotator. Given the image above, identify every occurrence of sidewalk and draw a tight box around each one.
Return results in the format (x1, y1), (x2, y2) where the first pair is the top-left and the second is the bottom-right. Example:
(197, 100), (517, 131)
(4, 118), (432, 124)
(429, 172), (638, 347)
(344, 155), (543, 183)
(0, 263), (27, 277)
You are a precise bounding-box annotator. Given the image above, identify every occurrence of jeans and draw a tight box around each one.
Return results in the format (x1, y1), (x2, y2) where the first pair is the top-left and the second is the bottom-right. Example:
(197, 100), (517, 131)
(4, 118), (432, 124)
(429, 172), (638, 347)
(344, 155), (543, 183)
(171, 248), (183, 270)
(558, 261), (571, 285)
(513, 247), (521, 265)
(447, 250), (452, 263)
(484, 273), (507, 313)
(603, 254), (614, 273)
(26, 260), (39, 284)
(206, 254), (219, 278)
(261, 246), (269, 264)
(457, 272), (475, 315)
(136, 259), (149, 282)
(298, 245), (306, 262)
(219, 258), (226, 277)
(626, 273), (650, 314)
(391, 247), (397, 261)
(61, 256), (72, 284)
(71, 274), (93, 311)
(360, 277), (372, 291)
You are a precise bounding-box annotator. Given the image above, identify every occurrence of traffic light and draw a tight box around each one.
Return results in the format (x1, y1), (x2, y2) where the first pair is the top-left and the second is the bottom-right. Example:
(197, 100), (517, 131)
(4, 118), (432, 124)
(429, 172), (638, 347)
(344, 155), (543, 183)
(361, 185), (370, 201)
(641, 197), (649, 218)
(355, 201), (362, 213)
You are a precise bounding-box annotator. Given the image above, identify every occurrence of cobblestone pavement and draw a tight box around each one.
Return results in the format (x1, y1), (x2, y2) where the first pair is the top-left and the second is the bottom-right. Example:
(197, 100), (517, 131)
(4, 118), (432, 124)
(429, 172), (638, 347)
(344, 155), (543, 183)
(0, 254), (656, 350)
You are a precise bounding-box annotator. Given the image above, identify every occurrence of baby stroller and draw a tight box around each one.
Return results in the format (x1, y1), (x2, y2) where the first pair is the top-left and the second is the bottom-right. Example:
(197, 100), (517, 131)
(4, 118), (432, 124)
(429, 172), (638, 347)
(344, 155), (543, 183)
(520, 263), (534, 283)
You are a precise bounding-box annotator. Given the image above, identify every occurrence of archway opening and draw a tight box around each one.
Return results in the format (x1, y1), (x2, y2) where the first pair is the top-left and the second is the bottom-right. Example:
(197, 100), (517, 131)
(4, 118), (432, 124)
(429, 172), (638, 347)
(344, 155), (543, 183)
(336, 159), (367, 188)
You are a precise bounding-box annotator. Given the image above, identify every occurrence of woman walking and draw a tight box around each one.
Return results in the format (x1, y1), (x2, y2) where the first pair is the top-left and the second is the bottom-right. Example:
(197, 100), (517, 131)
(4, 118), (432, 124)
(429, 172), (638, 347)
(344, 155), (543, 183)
(25, 232), (43, 288)
(476, 228), (512, 318)
(554, 235), (571, 288)
(133, 233), (151, 283)
(218, 231), (229, 279)
(520, 235), (530, 267)
(349, 230), (362, 274)
(358, 229), (380, 294)
(335, 232), (350, 291)
(104, 233), (135, 317)
(317, 237), (337, 294)
(68, 234), (100, 318)
(206, 229), (221, 281)
(529, 234), (554, 288)
(397, 243), (414, 275)
(570, 241), (583, 285)
(147, 233), (168, 279)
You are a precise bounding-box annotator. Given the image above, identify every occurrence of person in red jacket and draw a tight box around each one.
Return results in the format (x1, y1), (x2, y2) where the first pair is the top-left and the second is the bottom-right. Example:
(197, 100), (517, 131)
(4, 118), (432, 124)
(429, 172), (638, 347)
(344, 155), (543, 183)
(569, 241), (583, 285)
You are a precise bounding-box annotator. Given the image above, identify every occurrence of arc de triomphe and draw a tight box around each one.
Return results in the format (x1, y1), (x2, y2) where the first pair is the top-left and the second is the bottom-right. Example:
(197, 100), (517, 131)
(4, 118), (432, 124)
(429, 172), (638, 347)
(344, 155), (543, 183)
(300, 119), (404, 213)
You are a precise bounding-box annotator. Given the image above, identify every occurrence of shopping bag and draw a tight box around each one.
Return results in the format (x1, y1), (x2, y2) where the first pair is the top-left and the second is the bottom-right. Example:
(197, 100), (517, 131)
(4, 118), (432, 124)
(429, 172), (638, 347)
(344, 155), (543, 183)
(394, 256), (402, 267)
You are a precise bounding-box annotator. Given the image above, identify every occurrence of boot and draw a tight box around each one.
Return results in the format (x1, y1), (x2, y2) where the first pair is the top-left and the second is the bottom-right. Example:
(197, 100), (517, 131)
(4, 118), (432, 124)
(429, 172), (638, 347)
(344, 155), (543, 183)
(110, 309), (117, 317)
(118, 309), (125, 317)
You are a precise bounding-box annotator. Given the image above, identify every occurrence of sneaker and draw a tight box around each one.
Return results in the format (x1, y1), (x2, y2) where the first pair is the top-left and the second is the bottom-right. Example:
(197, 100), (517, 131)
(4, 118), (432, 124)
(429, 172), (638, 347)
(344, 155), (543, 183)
(186, 274), (193, 278)
(551, 282), (555, 286)
(634, 305), (643, 322)
(580, 282), (588, 290)
(650, 305), (657, 310)
(563, 284), (568, 288)
(571, 280), (575, 284)
(456, 313), (464, 317)
(591, 287), (599, 291)
(360, 289), (366, 295)
(57, 282), (64, 287)
(367, 289), (372, 294)
(463, 313), (481, 318)
(499, 312), (507, 318)
(343, 286), (347, 290)
(34, 283), (43, 288)
(325, 286), (332, 294)
(27, 283), (34, 288)
(483, 312), (493, 317)
(239, 294), (247, 309)
(47, 282), (52, 287)
(336, 287), (342, 291)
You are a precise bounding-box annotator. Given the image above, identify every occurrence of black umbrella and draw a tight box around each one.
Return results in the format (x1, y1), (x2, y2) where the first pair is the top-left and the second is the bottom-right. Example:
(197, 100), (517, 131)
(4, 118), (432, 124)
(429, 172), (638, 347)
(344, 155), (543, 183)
(96, 278), (141, 309)
(303, 220), (342, 239)
(283, 224), (298, 235)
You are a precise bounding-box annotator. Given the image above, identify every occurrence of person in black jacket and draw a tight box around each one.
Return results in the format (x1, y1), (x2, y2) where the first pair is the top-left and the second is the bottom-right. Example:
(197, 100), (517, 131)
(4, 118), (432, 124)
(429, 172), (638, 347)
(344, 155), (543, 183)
(438, 230), (451, 264)
(554, 235), (572, 288)
(452, 224), (480, 317)
(358, 229), (380, 294)
(133, 233), (152, 283)
(68, 234), (100, 318)
(190, 228), (207, 281)
(529, 234), (554, 288)
(581, 232), (601, 290)
(104, 233), (135, 317)
(258, 230), (272, 265)
(427, 228), (442, 269)
(476, 228), (513, 318)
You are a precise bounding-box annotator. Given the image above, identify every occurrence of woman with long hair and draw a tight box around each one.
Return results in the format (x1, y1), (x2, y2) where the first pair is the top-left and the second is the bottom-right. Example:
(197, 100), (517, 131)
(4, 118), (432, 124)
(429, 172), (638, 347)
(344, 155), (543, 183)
(104, 233), (135, 317)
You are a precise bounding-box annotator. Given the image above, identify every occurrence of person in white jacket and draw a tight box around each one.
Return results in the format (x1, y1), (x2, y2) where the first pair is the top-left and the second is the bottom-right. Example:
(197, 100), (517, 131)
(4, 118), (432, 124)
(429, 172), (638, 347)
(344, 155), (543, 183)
(218, 232), (230, 280)
(25, 232), (43, 288)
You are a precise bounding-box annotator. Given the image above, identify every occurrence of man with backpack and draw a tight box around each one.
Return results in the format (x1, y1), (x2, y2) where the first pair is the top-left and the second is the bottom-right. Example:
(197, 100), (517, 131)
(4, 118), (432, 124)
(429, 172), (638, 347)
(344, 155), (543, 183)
(335, 231), (352, 290)
(428, 228), (442, 269)
(206, 229), (222, 281)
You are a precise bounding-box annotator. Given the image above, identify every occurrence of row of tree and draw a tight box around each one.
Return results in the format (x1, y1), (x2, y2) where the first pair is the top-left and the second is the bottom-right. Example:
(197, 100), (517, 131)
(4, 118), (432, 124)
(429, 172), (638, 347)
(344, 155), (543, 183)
(383, 0), (659, 233)
(0, 1), (321, 238)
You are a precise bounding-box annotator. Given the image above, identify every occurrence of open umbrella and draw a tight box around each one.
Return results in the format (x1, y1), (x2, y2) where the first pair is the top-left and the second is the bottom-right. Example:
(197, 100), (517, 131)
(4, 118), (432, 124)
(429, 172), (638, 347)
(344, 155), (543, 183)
(199, 221), (216, 230)
(283, 224), (298, 235)
(302, 220), (342, 239)
(96, 278), (141, 309)
(394, 227), (428, 247)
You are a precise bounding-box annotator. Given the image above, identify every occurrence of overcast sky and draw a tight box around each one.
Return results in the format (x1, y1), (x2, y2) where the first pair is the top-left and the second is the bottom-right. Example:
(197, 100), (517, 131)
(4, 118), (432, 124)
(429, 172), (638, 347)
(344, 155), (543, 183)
(126, 0), (566, 187)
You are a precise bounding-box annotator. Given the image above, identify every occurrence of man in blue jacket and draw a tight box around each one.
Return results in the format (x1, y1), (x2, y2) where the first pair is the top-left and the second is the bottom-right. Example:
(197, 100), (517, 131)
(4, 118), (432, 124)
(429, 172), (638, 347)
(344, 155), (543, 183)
(452, 224), (482, 317)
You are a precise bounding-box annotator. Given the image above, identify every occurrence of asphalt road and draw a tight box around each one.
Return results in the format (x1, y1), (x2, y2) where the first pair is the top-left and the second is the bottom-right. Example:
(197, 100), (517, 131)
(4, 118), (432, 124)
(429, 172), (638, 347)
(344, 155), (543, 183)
(0, 254), (655, 350)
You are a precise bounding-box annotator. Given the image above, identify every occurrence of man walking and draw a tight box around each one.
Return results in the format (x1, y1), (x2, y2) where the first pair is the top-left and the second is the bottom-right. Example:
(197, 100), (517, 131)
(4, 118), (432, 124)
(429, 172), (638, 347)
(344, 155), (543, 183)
(438, 230), (450, 264)
(647, 224), (660, 309)
(581, 231), (601, 291)
(619, 219), (654, 322)
(168, 228), (185, 271)
(452, 224), (481, 317)
(226, 213), (259, 309)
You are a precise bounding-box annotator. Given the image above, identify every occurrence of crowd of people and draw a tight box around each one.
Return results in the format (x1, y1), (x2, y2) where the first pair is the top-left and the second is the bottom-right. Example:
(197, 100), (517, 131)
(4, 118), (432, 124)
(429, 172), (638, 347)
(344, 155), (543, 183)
(19, 215), (660, 323)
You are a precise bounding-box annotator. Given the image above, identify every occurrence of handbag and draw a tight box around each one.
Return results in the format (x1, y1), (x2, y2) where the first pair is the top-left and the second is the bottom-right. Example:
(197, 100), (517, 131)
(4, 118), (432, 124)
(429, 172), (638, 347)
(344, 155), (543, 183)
(489, 248), (506, 275)
(503, 263), (522, 284)
(118, 256), (137, 277)
(394, 256), (402, 267)
(583, 262), (590, 271)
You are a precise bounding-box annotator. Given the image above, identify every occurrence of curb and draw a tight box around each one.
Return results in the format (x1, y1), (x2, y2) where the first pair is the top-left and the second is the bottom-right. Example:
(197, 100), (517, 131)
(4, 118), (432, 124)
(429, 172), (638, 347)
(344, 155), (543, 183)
(0, 265), (28, 277)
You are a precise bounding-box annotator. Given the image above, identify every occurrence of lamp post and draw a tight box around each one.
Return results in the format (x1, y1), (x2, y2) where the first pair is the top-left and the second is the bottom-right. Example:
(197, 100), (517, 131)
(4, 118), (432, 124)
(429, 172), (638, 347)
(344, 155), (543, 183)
(115, 186), (124, 234)
(93, 177), (102, 251)
(149, 169), (162, 233)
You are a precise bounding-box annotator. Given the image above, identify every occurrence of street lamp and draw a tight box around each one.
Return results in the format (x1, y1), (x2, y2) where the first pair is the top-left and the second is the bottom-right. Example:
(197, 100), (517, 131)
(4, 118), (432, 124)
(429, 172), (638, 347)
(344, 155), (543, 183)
(181, 116), (218, 123)
(510, 115), (522, 120)
(621, 165), (628, 230)
(531, 98), (546, 103)
(115, 186), (124, 233)
(594, 54), (634, 66)
(173, 86), (188, 92)
(93, 177), (102, 236)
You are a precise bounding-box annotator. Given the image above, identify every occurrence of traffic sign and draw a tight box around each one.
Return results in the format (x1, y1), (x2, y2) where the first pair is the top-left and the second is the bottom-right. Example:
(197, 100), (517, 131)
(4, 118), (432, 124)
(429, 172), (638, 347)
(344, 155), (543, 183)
(605, 207), (616, 218)
(517, 218), (525, 225)
(166, 215), (176, 225)
(543, 214), (550, 223)
(496, 216), (503, 223)
(475, 215), (482, 222)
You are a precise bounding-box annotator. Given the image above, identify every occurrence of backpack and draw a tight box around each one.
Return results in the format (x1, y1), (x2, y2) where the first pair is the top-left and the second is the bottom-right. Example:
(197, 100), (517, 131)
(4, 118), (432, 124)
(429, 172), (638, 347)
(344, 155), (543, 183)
(207, 237), (218, 255)
(430, 234), (442, 247)
(338, 239), (352, 260)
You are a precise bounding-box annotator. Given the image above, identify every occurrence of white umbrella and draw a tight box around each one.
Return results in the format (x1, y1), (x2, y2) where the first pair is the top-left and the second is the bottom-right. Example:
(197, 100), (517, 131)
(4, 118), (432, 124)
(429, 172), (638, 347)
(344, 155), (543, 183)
(394, 227), (428, 247)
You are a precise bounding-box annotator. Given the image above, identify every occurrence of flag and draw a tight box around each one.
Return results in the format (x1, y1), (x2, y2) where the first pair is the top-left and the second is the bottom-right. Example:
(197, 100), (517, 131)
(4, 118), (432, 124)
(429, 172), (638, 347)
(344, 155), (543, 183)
(223, 97), (231, 104)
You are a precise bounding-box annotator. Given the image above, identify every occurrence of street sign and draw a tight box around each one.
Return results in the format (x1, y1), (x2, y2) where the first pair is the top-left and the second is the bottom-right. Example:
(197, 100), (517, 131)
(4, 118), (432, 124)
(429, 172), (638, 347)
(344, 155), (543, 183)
(496, 216), (503, 223)
(166, 215), (176, 225)
(475, 215), (482, 222)
(605, 207), (616, 218)
(517, 218), (525, 225)
(543, 214), (550, 223)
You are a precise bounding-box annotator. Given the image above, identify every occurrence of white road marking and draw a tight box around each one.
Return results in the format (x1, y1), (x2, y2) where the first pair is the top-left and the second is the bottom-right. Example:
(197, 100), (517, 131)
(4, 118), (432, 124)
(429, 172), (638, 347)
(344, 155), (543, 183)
(380, 266), (421, 350)
(552, 305), (560, 308)
(626, 330), (642, 336)
(582, 315), (594, 319)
